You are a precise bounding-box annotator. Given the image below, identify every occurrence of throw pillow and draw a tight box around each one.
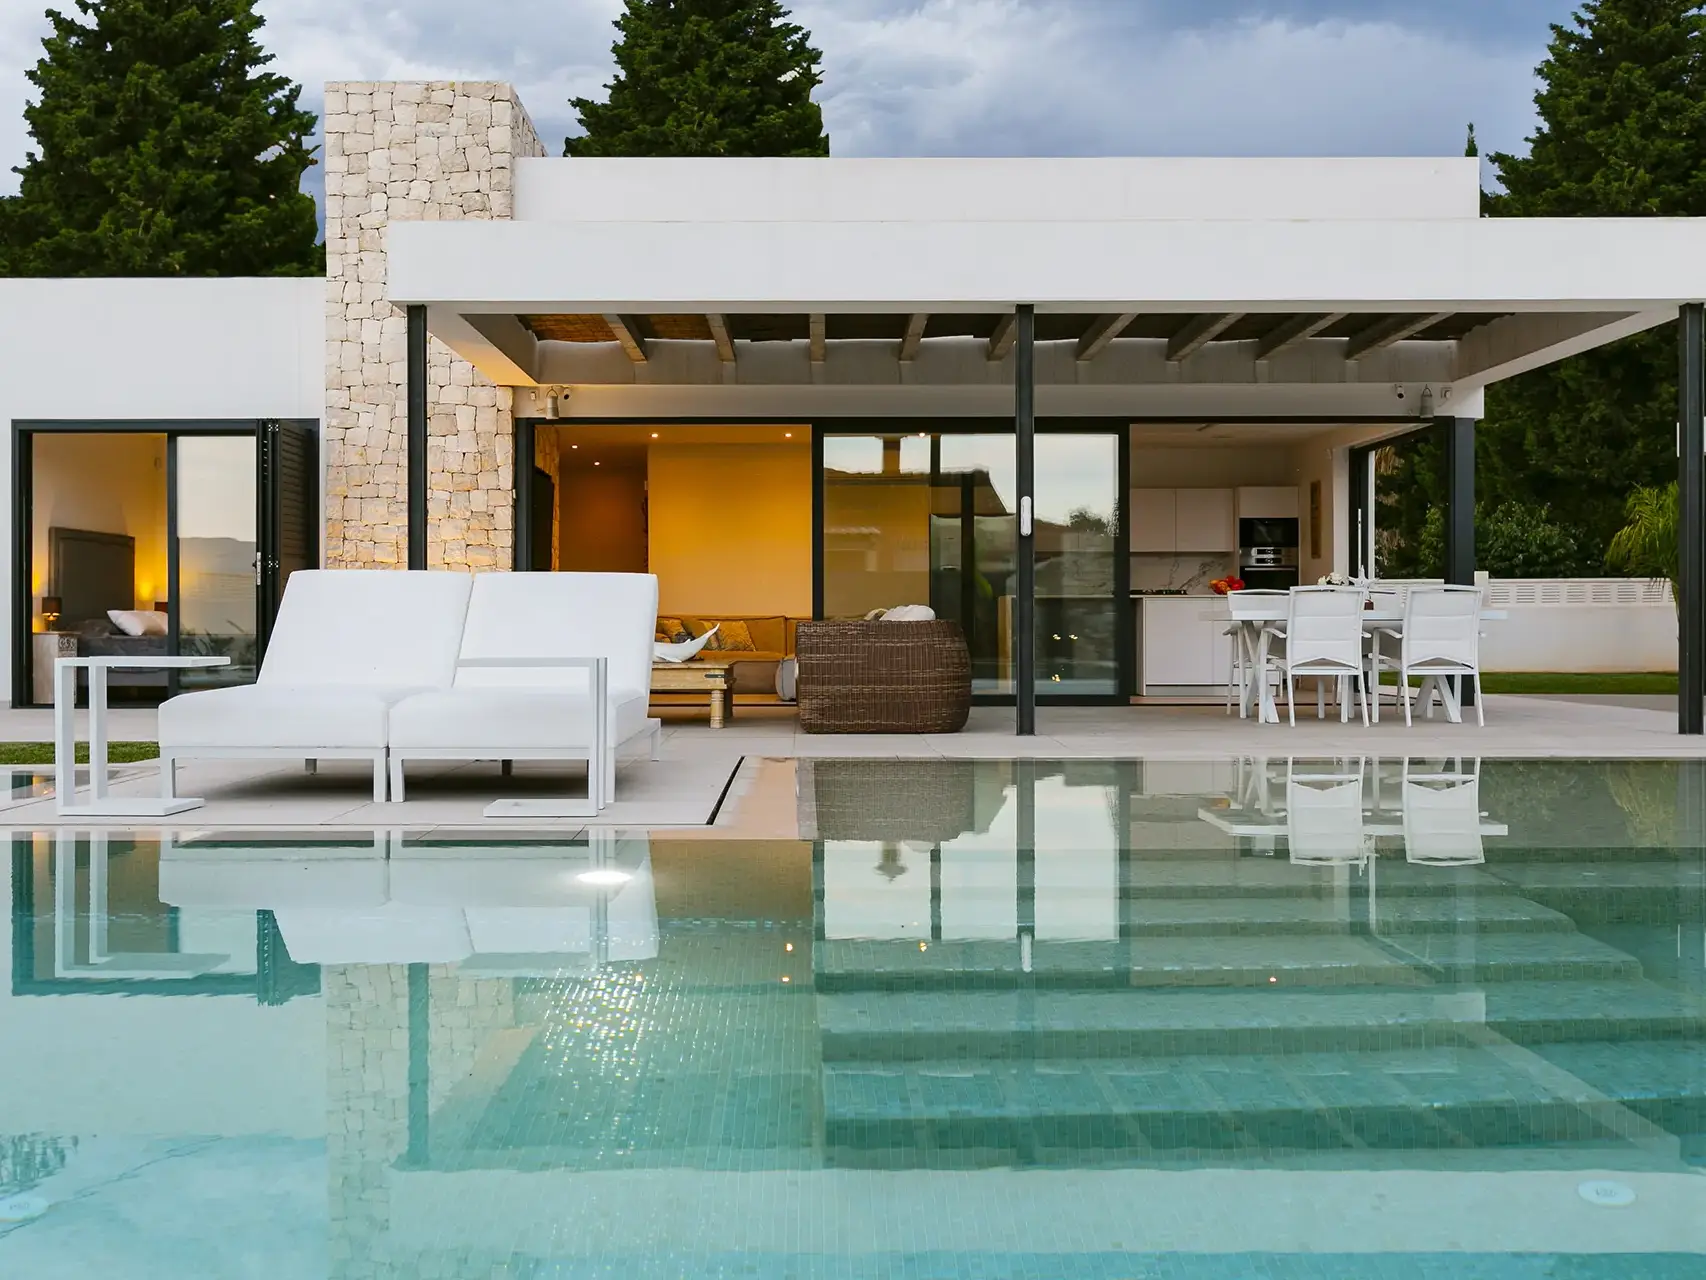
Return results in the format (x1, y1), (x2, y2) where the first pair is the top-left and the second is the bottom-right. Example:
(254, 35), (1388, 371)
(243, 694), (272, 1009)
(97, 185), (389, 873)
(704, 619), (758, 652)
(882, 604), (936, 621)
(656, 616), (691, 644)
(108, 609), (167, 637)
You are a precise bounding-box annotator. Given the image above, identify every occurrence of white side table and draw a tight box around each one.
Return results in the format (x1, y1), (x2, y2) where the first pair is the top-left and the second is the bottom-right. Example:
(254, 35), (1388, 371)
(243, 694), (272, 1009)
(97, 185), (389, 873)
(54, 655), (231, 817)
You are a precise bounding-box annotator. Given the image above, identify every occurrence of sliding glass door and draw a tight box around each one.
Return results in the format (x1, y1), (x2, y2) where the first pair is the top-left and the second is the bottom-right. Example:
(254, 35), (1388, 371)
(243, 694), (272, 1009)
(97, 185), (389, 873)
(819, 426), (1127, 702)
(174, 435), (259, 690)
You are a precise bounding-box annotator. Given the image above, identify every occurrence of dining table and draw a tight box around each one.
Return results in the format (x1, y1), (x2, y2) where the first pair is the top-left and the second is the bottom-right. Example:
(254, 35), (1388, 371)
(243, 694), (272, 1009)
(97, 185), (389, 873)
(1199, 598), (1508, 725)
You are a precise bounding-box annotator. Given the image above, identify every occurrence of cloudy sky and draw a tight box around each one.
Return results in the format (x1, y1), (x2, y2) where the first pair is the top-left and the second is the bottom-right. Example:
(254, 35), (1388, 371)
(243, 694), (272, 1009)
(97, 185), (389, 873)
(0, 0), (1565, 198)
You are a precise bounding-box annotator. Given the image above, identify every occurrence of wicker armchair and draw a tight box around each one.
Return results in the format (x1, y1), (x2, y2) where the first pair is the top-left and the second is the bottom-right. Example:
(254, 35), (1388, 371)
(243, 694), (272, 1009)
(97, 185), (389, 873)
(795, 619), (972, 734)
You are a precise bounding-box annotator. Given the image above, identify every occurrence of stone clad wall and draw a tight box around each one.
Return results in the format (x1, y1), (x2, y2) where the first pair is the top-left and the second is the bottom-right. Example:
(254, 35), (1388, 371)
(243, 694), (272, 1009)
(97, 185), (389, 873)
(322, 81), (546, 569)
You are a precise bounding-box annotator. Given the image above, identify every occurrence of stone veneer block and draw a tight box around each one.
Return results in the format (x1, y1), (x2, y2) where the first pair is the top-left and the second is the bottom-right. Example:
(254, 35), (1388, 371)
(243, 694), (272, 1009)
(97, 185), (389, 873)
(322, 81), (547, 569)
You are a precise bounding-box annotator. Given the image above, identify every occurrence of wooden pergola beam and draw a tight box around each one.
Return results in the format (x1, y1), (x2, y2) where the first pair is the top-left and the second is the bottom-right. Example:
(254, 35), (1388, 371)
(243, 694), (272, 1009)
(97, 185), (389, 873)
(809, 313), (826, 363)
(987, 313), (1018, 362)
(1076, 312), (1139, 362)
(899, 312), (929, 362)
(1344, 312), (1455, 360)
(707, 313), (735, 363)
(1255, 312), (1346, 360)
(1166, 312), (1243, 363)
(603, 314), (649, 363)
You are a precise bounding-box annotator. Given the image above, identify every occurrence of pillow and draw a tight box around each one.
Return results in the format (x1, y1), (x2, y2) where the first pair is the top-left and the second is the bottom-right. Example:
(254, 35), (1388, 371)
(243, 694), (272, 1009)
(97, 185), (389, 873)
(108, 609), (167, 638)
(701, 619), (757, 652)
(882, 604), (936, 621)
(655, 616), (691, 644)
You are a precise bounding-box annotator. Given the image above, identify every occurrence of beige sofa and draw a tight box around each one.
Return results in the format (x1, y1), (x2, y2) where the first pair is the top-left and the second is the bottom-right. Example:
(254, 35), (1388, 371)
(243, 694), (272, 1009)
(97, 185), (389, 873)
(654, 613), (803, 695)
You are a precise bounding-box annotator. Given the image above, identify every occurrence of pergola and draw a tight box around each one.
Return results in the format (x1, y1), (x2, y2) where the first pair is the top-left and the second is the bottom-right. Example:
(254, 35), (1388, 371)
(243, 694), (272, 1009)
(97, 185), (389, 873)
(385, 157), (1706, 733)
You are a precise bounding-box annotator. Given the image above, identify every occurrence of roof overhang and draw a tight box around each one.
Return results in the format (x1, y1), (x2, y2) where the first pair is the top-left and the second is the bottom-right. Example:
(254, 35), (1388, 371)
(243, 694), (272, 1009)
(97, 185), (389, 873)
(386, 216), (1697, 417)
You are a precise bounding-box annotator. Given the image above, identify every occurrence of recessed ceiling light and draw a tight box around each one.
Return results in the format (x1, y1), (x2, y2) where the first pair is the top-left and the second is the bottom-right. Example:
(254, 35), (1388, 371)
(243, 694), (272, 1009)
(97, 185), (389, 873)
(784, 431), (792, 438)
(570, 444), (578, 450)
(650, 432), (659, 438)
(593, 460), (600, 466)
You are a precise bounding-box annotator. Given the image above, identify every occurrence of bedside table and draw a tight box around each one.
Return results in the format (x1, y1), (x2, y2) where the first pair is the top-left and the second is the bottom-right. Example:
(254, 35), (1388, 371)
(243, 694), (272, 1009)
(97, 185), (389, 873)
(33, 632), (77, 705)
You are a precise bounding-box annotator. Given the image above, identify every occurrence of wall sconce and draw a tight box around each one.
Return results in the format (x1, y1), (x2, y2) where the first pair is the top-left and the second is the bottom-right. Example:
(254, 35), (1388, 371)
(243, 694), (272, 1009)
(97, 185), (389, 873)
(41, 596), (61, 627)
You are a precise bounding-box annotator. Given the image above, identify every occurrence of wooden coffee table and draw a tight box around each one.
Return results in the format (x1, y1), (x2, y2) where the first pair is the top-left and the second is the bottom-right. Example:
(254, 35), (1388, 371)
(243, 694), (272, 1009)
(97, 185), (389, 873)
(650, 656), (739, 728)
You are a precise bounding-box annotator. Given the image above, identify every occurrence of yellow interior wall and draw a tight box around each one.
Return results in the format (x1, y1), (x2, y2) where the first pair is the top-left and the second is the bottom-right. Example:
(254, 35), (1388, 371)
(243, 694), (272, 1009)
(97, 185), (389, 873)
(648, 443), (813, 616)
(821, 477), (934, 618)
(31, 432), (168, 629)
(558, 463), (648, 574)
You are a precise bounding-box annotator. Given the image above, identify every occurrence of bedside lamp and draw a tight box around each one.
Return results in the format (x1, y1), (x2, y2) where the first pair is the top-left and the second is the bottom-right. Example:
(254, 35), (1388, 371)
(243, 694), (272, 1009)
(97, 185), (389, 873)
(40, 596), (61, 628)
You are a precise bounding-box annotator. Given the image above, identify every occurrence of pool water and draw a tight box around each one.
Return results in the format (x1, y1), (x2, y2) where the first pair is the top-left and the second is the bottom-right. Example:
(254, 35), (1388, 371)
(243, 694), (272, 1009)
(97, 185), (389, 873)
(3, 757), (1704, 1277)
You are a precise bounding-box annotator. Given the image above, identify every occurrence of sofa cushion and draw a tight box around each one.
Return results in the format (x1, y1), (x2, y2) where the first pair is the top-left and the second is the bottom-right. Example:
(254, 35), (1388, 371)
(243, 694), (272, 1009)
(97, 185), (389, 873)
(389, 688), (651, 752)
(260, 570), (474, 690)
(159, 683), (425, 749)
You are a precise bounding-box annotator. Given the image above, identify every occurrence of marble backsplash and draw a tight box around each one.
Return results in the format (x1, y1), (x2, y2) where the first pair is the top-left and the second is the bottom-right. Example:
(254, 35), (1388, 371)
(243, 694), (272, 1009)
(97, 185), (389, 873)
(1131, 553), (1236, 594)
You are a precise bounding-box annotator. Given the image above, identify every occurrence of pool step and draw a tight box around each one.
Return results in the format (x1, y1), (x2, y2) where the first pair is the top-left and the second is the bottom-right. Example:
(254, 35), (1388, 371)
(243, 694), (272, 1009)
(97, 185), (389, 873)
(1123, 893), (1574, 936)
(820, 1040), (1706, 1159)
(815, 930), (1644, 992)
(817, 980), (1706, 1061)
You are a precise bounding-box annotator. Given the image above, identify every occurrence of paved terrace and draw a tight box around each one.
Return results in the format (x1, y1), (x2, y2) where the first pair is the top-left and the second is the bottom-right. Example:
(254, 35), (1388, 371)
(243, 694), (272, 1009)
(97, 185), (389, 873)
(0, 694), (1697, 833)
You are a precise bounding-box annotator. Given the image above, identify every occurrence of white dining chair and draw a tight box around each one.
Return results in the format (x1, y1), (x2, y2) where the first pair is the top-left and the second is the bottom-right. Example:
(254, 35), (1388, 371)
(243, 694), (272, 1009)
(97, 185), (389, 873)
(1224, 589), (1290, 718)
(1260, 587), (1370, 726)
(1285, 760), (1368, 866)
(1400, 758), (1485, 866)
(1368, 585), (1485, 727)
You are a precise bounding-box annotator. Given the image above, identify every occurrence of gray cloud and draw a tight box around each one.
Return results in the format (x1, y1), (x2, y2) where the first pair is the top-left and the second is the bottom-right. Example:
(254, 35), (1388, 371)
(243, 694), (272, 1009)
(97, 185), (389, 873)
(1, 0), (1548, 202)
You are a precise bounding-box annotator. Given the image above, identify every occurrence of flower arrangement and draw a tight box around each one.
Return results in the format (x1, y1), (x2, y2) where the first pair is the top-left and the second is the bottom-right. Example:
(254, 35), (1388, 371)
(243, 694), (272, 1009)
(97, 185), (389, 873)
(1209, 576), (1246, 595)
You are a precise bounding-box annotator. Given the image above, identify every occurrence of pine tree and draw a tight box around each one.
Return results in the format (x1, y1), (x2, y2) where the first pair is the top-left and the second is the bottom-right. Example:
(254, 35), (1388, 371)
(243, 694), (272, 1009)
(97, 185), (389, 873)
(1, 0), (321, 277)
(1480, 0), (1706, 561)
(567, 0), (829, 157)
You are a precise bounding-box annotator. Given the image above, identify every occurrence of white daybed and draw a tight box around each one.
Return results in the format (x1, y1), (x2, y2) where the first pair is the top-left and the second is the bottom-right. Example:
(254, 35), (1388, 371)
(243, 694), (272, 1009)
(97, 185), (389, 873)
(156, 570), (475, 803)
(386, 570), (661, 813)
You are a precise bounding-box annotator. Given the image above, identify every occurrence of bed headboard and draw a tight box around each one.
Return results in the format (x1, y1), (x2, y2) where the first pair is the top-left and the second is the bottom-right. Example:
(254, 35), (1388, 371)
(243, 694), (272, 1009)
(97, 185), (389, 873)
(48, 527), (136, 628)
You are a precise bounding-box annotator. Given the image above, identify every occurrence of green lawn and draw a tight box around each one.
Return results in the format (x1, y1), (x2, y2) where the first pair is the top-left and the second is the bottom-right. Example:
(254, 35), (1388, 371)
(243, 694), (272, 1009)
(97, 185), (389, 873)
(1377, 672), (1676, 696)
(0, 742), (159, 766)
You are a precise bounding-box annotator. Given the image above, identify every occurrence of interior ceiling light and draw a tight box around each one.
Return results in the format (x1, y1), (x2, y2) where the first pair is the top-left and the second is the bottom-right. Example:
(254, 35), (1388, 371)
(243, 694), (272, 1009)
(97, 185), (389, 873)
(651, 432), (659, 438)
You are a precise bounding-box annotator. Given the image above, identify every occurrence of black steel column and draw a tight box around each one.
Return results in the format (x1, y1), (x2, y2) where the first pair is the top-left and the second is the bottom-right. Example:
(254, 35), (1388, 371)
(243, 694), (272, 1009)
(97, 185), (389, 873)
(1443, 416), (1476, 709)
(1443, 417), (1476, 587)
(406, 304), (428, 571)
(1014, 305), (1036, 735)
(1680, 303), (1705, 733)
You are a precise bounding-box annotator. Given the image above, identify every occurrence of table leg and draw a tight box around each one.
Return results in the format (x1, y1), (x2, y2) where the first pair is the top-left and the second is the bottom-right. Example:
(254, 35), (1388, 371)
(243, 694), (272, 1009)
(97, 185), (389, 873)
(710, 683), (726, 729)
(88, 664), (109, 803)
(1256, 629), (1279, 724)
(53, 659), (77, 812)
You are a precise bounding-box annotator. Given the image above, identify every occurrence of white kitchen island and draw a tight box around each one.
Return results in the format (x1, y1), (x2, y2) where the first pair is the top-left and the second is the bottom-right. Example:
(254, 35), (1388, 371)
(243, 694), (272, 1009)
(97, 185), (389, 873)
(1135, 595), (1235, 696)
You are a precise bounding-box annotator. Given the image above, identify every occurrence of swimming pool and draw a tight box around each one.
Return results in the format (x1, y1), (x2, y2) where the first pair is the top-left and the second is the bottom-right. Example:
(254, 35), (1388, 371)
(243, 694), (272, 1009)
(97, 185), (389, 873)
(3, 757), (1703, 1277)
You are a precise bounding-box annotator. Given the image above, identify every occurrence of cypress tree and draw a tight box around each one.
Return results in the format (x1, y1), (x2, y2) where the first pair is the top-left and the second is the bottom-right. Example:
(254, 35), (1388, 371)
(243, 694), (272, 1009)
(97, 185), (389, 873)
(567, 0), (829, 157)
(1, 0), (321, 277)
(1481, 0), (1706, 561)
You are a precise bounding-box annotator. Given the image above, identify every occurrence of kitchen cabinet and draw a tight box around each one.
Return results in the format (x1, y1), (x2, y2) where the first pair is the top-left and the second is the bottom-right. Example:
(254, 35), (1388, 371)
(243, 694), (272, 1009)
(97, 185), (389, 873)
(1130, 488), (1234, 553)
(1129, 488), (1176, 552)
(1236, 486), (1299, 519)
(1137, 596), (1234, 692)
(1174, 488), (1236, 552)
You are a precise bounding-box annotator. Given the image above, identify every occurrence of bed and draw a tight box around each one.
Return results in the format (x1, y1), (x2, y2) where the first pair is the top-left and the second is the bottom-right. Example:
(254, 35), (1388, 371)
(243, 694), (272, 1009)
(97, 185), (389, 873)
(48, 527), (168, 690)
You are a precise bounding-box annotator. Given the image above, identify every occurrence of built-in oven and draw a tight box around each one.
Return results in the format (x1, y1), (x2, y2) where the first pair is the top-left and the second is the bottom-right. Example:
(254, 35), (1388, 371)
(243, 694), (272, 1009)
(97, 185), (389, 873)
(1238, 515), (1300, 584)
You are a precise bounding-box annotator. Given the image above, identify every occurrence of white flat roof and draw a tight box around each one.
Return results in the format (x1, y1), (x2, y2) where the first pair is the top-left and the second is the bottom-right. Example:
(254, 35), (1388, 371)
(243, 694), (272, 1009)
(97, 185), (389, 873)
(512, 156), (1482, 224)
(388, 216), (1706, 312)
